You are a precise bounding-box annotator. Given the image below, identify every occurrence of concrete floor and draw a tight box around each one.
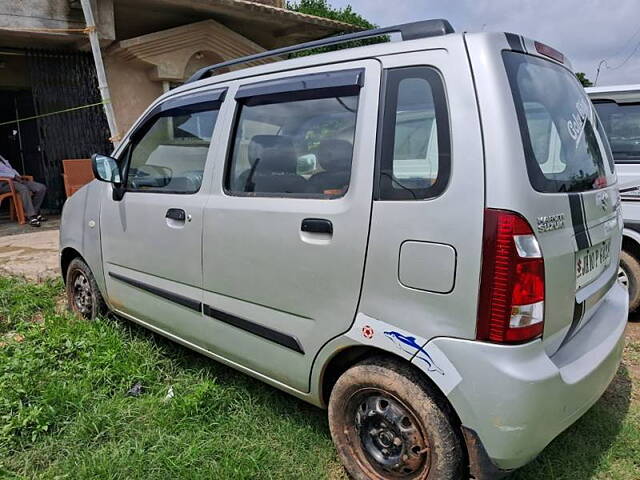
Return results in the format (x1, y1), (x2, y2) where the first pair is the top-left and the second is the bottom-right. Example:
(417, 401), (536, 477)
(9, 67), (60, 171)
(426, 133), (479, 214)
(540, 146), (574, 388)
(0, 215), (60, 281)
(0, 214), (60, 237)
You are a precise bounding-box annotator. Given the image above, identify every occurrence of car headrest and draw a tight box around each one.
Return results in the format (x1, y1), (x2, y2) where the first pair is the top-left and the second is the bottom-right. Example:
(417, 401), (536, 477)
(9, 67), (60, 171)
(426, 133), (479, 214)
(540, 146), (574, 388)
(248, 135), (293, 163)
(317, 139), (353, 171)
(248, 135), (298, 175)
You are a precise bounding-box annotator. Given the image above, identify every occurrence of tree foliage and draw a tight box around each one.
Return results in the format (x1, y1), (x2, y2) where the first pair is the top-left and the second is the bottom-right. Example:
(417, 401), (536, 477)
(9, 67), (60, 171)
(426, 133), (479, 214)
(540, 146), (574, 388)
(286, 0), (375, 29)
(286, 0), (381, 55)
(576, 72), (593, 87)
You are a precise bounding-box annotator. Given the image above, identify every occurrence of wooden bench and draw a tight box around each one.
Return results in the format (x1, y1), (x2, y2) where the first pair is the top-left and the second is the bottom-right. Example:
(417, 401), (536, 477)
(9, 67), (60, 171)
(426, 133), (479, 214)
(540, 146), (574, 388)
(62, 159), (94, 197)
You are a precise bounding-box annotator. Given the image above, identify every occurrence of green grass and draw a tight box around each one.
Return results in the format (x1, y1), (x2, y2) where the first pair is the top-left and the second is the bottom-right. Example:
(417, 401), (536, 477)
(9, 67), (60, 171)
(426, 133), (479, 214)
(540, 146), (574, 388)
(0, 277), (638, 479)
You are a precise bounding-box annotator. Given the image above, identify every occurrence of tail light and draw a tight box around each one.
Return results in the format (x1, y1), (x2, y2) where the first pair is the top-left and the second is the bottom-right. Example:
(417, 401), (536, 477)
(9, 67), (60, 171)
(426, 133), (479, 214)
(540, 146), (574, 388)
(477, 209), (545, 344)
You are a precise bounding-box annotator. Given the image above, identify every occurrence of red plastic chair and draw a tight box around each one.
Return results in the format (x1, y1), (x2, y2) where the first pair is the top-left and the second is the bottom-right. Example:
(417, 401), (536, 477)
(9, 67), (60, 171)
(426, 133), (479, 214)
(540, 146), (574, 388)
(0, 175), (33, 225)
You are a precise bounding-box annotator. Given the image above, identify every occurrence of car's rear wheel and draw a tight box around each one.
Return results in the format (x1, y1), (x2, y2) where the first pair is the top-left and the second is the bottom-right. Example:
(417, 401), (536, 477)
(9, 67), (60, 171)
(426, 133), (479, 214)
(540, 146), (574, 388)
(620, 251), (640, 313)
(65, 257), (105, 320)
(328, 357), (465, 480)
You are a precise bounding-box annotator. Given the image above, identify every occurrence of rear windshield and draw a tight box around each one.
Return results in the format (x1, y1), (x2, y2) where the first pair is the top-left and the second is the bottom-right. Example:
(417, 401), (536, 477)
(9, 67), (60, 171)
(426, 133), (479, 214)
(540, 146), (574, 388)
(503, 51), (615, 193)
(592, 101), (640, 162)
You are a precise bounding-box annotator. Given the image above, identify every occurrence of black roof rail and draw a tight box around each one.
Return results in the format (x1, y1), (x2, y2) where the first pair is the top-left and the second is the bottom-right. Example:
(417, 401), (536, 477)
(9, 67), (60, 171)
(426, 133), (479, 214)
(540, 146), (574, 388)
(186, 19), (454, 84)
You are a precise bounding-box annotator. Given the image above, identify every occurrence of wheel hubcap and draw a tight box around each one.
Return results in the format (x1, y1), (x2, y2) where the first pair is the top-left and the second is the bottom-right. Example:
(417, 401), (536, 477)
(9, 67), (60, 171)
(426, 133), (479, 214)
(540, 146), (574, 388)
(351, 391), (430, 477)
(72, 272), (93, 314)
(618, 265), (629, 288)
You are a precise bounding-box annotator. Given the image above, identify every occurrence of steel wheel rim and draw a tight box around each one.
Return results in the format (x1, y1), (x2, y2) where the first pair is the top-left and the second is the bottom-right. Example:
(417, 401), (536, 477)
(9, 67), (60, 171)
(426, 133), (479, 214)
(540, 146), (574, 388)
(618, 265), (629, 288)
(346, 388), (431, 478)
(72, 271), (93, 315)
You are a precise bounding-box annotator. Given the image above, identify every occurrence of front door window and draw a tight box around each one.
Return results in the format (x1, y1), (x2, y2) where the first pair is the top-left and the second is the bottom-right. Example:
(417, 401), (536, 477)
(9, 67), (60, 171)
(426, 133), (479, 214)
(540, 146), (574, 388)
(125, 104), (219, 194)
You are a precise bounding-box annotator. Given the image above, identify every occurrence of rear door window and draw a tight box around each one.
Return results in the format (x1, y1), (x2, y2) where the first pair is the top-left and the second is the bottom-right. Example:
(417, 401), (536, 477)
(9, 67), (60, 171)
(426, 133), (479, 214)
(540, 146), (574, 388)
(503, 52), (615, 193)
(225, 70), (362, 198)
(592, 101), (640, 162)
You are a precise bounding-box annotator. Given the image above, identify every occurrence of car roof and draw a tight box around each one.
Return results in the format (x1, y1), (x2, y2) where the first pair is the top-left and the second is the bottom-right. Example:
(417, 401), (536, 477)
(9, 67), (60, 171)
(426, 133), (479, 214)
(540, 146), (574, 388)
(586, 84), (640, 103)
(172, 32), (465, 96)
(168, 31), (568, 101)
(126, 23), (575, 146)
(185, 19), (456, 84)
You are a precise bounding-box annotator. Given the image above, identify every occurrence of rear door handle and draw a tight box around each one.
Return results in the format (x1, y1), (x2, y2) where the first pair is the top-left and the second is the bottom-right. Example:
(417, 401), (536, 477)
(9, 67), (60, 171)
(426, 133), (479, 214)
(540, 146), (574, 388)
(301, 218), (333, 235)
(166, 208), (186, 222)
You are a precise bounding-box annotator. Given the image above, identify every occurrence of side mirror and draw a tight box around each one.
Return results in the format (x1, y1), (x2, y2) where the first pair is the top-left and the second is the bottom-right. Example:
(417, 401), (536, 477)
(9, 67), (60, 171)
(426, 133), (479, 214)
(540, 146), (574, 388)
(91, 154), (122, 184)
(92, 153), (126, 201)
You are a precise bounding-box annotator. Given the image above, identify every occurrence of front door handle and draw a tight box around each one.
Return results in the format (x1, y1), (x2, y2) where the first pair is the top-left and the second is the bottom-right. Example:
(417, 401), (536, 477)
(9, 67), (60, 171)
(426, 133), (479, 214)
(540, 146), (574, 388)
(301, 218), (333, 235)
(166, 208), (186, 222)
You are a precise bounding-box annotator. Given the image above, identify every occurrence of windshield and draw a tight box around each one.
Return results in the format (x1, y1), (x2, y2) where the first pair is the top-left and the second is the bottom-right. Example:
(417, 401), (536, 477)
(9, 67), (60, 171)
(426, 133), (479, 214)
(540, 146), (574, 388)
(503, 51), (616, 193)
(592, 102), (640, 162)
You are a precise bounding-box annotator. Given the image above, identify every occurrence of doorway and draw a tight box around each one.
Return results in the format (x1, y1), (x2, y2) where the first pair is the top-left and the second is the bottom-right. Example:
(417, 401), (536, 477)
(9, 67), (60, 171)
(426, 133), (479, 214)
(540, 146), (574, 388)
(0, 88), (47, 218)
(0, 89), (44, 180)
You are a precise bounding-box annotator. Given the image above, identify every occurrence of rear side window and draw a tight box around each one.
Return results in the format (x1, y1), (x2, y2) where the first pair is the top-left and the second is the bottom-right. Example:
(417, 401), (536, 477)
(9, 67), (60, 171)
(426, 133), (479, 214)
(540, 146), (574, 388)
(126, 102), (219, 194)
(226, 83), (359, 198)
(377, 67), (450, 200)
(593, 101), (640, 162)
(504, 52), (615, 193)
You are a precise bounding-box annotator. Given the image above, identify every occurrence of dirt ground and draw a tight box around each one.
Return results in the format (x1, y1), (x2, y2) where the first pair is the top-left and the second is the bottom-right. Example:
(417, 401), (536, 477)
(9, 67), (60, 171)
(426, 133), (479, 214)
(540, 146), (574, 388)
(0, 229), (59, 281)
(624, 319), (640, 400)
(627, 314), (640, 340)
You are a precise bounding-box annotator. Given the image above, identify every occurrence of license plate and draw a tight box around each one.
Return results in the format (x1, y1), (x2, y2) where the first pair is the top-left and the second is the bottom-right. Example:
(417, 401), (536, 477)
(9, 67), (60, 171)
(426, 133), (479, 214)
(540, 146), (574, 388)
(576, 240), (611, 290)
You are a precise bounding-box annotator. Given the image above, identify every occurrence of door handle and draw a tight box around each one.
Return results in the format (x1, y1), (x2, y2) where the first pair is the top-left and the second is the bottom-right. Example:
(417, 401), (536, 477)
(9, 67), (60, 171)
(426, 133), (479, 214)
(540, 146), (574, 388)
(301, 218), (333, 235)
(166, 208), (186, 222)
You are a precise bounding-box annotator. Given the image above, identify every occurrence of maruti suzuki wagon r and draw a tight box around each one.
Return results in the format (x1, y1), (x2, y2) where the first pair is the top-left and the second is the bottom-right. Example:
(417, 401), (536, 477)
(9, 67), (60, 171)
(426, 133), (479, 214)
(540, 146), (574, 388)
(60, 19), (627, 479)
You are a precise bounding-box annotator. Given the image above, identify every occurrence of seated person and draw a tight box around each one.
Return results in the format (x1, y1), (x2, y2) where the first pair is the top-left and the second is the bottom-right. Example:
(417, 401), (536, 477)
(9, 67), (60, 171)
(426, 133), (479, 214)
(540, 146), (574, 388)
(0, 153), (47, 227)
(306, 139), (353, 196)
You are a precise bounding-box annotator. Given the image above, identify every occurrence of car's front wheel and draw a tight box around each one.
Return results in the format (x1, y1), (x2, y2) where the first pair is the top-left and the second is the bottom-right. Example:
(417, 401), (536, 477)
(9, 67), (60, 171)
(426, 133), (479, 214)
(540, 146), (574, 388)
(65, 257), (105, 320)
(328, 357), (466, 480)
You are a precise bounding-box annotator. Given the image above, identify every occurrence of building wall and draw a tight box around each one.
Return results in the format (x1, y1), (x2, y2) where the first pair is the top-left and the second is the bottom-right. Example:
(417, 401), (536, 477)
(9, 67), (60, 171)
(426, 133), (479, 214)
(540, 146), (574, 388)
(0, 0), (115, 41)
(0, 0), (83, 29)
(104, 57), (164, 137)
(104, 19), (267, 136)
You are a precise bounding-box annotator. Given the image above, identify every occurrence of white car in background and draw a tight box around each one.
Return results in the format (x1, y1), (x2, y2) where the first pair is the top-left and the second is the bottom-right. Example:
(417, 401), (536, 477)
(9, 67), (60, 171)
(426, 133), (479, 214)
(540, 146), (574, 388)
(588, 84), (640, 311)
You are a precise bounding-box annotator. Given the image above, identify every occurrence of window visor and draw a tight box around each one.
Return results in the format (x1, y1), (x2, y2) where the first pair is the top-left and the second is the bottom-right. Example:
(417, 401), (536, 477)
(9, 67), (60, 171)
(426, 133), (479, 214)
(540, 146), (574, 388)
(236, 69), (364, 106)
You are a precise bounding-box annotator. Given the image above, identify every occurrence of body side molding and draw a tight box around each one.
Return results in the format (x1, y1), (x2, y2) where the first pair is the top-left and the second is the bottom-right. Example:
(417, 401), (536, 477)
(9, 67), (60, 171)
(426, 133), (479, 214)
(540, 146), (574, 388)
(108, 272), (202, 312)
(203, 304), (305, 354)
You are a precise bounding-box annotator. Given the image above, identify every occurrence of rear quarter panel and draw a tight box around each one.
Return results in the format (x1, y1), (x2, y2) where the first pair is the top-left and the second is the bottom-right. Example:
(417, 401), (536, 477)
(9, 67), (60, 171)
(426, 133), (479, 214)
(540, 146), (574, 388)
(358, 38), (484, 343)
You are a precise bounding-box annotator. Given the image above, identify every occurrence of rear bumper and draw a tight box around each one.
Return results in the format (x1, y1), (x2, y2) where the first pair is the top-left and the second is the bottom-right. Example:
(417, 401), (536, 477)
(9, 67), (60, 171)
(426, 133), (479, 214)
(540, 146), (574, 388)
(430, 281), (627, 471)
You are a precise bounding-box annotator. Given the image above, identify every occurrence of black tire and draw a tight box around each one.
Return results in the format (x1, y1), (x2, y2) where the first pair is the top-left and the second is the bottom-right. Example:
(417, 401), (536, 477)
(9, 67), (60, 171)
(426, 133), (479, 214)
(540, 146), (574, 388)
(328, 357), (465, 480)
(620, 251), (640, 313)
(65, 257), (106, 320)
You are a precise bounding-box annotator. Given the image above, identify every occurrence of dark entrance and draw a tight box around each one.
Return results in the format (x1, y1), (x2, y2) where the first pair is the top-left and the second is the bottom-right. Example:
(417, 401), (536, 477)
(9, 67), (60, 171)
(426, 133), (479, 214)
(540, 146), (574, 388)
(0, 49), (111, 212)
(0, 89), (44, 186)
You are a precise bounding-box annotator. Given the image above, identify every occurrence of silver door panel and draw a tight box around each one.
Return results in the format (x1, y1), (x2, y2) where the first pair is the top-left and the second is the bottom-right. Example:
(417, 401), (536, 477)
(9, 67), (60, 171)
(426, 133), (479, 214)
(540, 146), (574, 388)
(201, 60), (381, 392)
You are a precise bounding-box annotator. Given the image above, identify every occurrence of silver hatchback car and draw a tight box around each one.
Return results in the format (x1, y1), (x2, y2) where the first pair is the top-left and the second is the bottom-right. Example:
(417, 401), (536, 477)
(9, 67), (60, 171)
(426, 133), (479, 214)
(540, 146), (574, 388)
(60, 20), (627, 479)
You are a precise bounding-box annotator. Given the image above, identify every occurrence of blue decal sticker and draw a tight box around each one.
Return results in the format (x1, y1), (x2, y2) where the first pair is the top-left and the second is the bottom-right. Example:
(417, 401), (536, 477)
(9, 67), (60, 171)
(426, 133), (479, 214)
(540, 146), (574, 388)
(384, 331), (444, 375)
